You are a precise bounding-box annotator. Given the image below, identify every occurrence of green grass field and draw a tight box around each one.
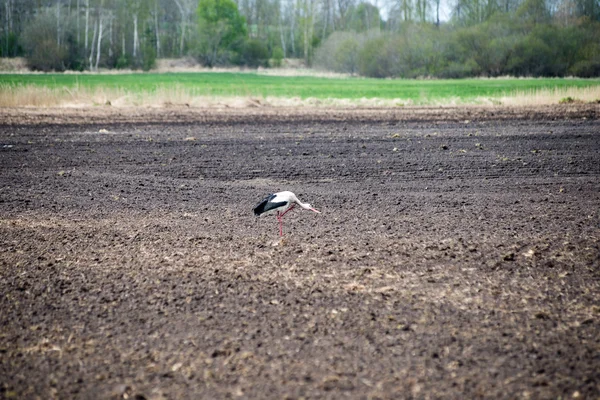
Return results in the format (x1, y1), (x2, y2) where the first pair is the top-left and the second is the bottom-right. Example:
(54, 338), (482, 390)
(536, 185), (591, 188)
(1, 72), (599, 106)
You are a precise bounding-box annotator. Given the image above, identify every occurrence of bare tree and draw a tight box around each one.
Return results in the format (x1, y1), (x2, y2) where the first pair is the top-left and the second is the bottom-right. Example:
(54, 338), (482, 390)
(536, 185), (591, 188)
(300, 0), (315, 64)
(289, 0), (297, 55)
(56, 0), (61, 46)
(95, 10), (103, 70)
(4, 0), (14, 55)
(415, 0), (427, 21)
(85, 0), (90, 50)
(77, 0), (80, 43)
(173, 0), (195, 56)
(400, 0), (413, 21)
(321, 0), (332, 40)
(5, 0), (13, 33)
(108, 11), (113, 58)
(133, 13), (138, 57)
(153, 0), (160, 57)
(337, 0), (354, 28)
(89, 15), (98, 68)
(278, 0), (287, 56)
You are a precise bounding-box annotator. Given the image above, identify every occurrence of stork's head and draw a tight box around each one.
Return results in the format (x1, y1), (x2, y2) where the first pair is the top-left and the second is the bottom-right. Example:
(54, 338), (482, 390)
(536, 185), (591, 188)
(302, 203), (321, 213)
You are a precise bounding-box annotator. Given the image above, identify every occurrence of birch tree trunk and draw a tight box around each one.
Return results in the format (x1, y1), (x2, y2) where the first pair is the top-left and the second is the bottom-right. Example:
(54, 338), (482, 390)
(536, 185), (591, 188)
(133, 13), (138, 58)
(95, 14), (103, 70)
(85, 0), (89, 50)
(4, 0), (12, 55)
(321, 0), (329, 41)
(289, 0), (296, 55)
(179, 21), (186, 56)
(77, 0), (80, 44)
(154, 0), (160, 57)
(56, 0), (61, 47)
(89, 18), (98, 70)
(108, 13), (113, 58)
(174, 0), (192, 57)
(5, 0), (12, 33)
(302, 0), (314, 65)
(303, 4), (308, 64)
(278, 0), (287, 57)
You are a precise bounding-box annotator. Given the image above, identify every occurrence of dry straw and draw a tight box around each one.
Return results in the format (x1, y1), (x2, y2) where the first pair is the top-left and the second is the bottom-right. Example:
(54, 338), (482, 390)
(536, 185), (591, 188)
(1, 81), (598, 108)
(497, 85), (600, 106)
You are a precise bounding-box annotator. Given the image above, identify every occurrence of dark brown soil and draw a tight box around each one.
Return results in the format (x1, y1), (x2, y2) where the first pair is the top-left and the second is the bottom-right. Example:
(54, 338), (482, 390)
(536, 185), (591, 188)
(1, 106), (599, 399)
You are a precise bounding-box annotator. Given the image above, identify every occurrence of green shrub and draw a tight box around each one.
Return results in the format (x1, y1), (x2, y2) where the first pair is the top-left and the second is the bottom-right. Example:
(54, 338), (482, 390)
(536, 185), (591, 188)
(141, 44), (157, 71)
(437, 61), (478, 78)
(239, 39), (269, 67)
(569, 60), (600, 77)
(196, 0), (247, 66)
(559, 96), (577, 103)
(1, 32), (22, 57)
(26, 39), (68, 72)
(358, 36), (394, 77)
(21, 8), (85, 72)
(116, 54), (129, 69)
(271, 46), (284, 67)
(334, 37), (361, 74)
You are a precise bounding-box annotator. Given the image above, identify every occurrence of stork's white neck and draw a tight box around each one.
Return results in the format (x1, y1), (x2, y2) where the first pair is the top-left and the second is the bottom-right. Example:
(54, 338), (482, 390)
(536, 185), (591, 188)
(282, 191), (320, 213)
(297, 201), (312, 210)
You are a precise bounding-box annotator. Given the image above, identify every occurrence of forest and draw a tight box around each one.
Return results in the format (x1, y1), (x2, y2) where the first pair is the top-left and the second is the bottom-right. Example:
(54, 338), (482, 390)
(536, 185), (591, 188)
(0, 0), (599, 77)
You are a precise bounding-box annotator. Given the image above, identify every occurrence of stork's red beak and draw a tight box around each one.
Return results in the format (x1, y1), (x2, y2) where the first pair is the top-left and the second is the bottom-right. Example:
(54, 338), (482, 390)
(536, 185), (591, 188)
(310, 207), (321, 213)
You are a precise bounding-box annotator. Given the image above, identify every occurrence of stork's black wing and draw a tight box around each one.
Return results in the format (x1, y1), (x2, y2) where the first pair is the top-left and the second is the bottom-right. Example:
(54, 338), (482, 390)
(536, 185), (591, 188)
(253, 194), (287, 216)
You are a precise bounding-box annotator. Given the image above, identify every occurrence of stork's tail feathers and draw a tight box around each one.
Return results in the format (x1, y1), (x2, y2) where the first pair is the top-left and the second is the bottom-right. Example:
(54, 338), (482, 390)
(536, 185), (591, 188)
(253, 198), (269, 216)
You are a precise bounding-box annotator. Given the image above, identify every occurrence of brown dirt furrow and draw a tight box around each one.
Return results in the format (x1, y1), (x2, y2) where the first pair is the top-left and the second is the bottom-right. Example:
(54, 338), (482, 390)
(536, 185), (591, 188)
(1, 108), (599, 399)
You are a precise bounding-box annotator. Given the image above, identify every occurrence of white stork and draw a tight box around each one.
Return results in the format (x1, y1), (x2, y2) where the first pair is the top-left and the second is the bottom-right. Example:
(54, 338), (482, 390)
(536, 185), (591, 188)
(253, 191), (321, 236)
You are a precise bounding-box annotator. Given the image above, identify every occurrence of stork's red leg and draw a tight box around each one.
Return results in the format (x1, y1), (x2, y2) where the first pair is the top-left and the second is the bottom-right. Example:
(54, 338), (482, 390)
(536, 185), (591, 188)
(277, 212), (283, 236)
(280, 204), (295, 218)
(277, 206), (294, 236)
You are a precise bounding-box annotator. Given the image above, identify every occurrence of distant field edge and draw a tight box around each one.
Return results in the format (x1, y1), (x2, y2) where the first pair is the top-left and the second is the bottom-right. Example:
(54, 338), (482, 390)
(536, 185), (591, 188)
(1, 73), (600, 108)
(0, 104), (598, 126)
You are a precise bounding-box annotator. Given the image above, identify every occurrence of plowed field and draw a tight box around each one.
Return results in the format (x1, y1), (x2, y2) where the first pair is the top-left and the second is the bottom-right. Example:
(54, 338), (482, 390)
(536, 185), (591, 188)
(1, 106), (599, 399)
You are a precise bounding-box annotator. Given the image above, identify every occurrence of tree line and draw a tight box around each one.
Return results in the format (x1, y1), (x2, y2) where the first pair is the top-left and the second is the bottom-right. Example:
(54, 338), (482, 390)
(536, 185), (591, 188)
(0, 0), (599, 77)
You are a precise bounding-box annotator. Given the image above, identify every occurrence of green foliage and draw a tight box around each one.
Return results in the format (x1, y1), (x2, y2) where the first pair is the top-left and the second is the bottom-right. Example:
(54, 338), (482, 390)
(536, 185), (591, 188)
(237, 39), (269, 67)
(116, 55), (130, 69)
(516, 0), (552, 25)
(126, 26), (158, 71)
(0, 32), (22, 57)
(314, 31), (365, 74)
(508, 25), (565, 76)
(20, 10), (83, 72)
(334, 37), (361, 74)
(437, 61), (478, 78)
(325, 15), (600, 78)
(343, 2), (382, 32)
(4, 0), (600, 77)
(271, 47), (284, 67)
(569, 59), (600, 77)
(568, 20), (600, 76)
(141, 43), (157, 71)
(196, 0), (247, 66)
(559, 96), (576, 103)
(141, 27), (158, 71)
(392, 24), (447, 78)
(451, 16), (522, 77)
(25, 39), (69, 72)
(329, 24), (450, 78)
(358, 36), (393, 77)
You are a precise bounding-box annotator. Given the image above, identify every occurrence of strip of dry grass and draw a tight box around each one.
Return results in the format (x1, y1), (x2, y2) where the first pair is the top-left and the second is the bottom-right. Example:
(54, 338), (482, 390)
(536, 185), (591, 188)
(498, 85), (600, 106)
(1, 80), (599, 108)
